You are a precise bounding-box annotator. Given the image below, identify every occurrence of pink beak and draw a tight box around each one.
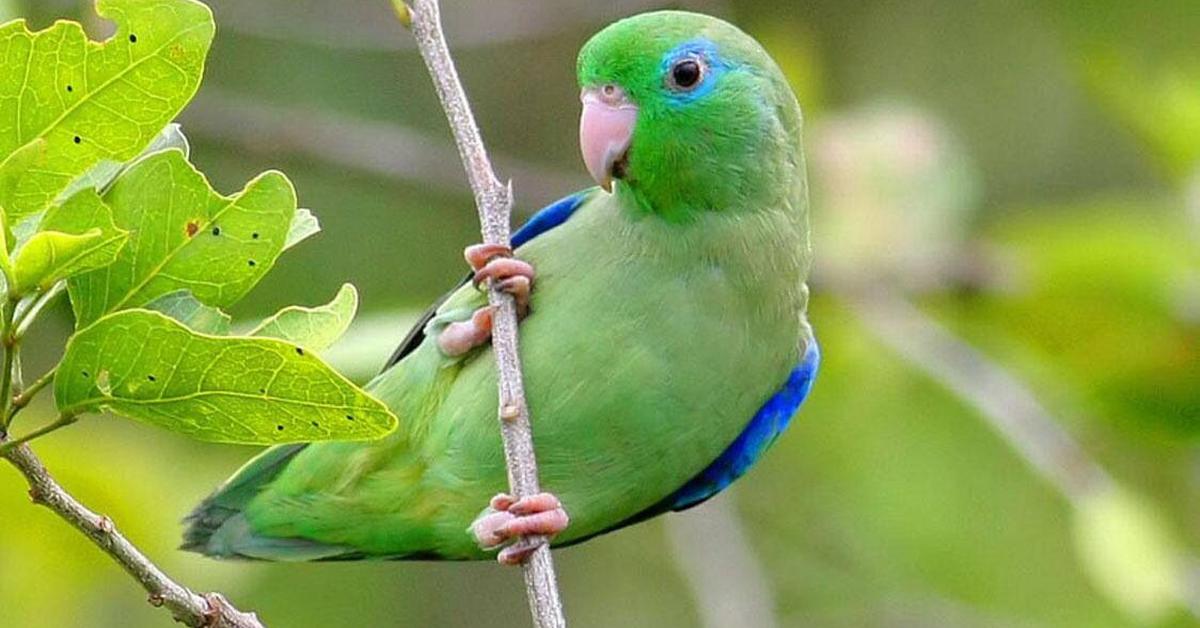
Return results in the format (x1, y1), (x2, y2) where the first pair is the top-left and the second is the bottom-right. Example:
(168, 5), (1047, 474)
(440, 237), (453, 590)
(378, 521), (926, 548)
(579, 85), (637, 192)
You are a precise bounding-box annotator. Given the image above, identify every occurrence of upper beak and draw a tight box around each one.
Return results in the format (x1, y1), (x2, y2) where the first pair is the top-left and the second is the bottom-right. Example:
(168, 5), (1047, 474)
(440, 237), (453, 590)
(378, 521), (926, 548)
(580, 85), (637, 192)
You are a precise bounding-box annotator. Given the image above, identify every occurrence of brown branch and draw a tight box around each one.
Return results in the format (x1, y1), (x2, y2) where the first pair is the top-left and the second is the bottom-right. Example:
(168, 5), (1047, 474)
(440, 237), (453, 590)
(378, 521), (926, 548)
(396, 1), (566, 626)
(1, 443), (264, 628)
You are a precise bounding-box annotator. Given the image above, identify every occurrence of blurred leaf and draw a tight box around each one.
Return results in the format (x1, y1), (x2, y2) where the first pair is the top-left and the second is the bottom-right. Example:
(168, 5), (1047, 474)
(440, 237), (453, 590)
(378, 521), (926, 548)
(10, 189), (129, 294)
(57, 123), (192, 203)
(284, 207), (321, 250)
(1049, 1), (1200, 178)
(55, 309), (397, 444)
(250, 283), (357, 352)
(144, 290), (231, 335)
(1073, 485), (1185, 623)
(68, 149), (296, 326)
(0, 0), (214, 218)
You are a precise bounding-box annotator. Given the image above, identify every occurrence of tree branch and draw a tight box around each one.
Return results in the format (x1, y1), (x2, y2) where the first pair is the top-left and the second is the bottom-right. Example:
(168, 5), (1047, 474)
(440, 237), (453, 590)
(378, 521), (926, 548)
(0, 442), (265, 628)
(396, 1), (566, 626)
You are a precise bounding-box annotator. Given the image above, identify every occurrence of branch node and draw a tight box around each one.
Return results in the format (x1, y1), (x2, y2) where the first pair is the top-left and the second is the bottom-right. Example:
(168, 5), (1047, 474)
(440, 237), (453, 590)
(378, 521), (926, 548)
(500, 404), (520, 421)
(97, 515), (114, 533)
(148, 593), (165, 608)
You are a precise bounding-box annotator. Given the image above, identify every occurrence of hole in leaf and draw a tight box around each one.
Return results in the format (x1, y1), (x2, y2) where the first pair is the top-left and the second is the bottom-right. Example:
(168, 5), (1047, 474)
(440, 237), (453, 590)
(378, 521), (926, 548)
(311, 421), (319, 428)
(345, 414), (355, 421)
(66, 84), (73, 92)
(147, 375), (156, 382)
(81, 371), (89, 378)
(211, 226), (221, 236)
(186, 221), (199, 237)
(248, 260), (256, 267)
(129, 33), (137, 43)
(276, 425), (284, 431)
(295, 347), (304, 356)
(251, 232), (260, 239)
(73, 136), (81, 144)
(258, 388), (267, 394)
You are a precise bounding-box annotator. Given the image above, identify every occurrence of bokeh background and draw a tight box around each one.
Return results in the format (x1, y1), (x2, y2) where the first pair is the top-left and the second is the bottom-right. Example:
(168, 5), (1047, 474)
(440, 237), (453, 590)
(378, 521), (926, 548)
(2, 0), (1198, 626)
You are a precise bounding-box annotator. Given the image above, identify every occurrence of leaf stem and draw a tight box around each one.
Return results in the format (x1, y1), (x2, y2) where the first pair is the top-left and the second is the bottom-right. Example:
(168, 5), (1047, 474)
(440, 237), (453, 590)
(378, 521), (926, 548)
(0, 413), (78, 456)
(8, 365), (58, 423)
(0, 296), (18, 432)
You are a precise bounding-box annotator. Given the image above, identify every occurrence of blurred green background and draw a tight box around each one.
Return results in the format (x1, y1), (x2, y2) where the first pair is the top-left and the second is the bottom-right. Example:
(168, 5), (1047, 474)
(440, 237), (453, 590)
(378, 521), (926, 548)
(2, 0), (1198, 626)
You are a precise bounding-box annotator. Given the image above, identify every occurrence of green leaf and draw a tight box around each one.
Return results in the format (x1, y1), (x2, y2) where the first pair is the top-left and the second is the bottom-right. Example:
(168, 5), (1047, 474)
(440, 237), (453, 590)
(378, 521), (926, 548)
(55, 309), (397, 444)
(0, 138), (45, 214)
(68, 149), (297, 326)
(250, 283), (358, 352)
(13, 229), (103, 294)
(284, 207), (320, 250)
(0, 0), (214, 219)
(144, 290), (230, 334)
(10, 189), (130, 293)
(57, 122), (191, 203)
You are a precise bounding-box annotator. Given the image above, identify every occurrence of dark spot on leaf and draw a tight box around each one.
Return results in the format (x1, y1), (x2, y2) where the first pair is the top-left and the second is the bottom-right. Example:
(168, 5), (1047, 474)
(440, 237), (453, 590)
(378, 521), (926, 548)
(147, 375), (156, 382)
(66, 84), (73, 92)
(211, 226), (221, 236)
(258, 388), (266, 394)
(248, 260), (256, 267)
(129, 33), (137, 43)
(186, 221), (199, 237)
(251, 232), (260, 239)
(276, 425), (284, 431)
(295, 347), (304, 356)
(81, 371), (89, 378)
(73, 136), (81, 144)
(311, 421), (319, 428)
(345, 414), (355, 421)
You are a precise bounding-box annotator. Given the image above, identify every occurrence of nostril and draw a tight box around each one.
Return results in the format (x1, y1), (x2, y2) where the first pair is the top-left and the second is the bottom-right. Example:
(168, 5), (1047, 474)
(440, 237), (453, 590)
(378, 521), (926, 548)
(603, 84), (616, 97)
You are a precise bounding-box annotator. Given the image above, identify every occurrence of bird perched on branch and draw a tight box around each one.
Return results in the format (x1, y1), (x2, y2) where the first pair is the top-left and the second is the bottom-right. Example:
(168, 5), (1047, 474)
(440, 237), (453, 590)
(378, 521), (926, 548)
(184, 10), (818, 565)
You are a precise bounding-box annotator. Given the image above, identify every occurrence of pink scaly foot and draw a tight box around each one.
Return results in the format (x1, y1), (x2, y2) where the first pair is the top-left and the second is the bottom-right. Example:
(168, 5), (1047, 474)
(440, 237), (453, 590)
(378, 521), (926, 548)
(437, 244), (536, 357)
(471, 492), (570, 565)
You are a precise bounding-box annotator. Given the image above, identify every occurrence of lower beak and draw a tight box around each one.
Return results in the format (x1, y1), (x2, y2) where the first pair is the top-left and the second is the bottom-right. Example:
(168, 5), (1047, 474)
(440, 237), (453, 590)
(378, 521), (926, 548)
(580, 86), (637, 192)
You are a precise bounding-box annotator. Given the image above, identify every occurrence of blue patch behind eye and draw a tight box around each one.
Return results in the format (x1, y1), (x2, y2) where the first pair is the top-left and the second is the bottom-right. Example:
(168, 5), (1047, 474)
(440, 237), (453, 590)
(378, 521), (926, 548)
(661, 38), (733, 105)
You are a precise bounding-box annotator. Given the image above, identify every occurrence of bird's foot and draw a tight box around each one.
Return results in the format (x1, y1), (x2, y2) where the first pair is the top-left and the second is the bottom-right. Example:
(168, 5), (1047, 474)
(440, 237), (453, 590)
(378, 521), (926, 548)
(471, 492), (569, 566)
(438, 244), (536, 357)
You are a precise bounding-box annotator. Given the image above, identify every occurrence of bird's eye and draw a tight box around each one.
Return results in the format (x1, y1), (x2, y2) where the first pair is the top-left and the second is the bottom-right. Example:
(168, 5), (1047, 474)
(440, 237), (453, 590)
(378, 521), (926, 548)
(667, 57), (705, 91)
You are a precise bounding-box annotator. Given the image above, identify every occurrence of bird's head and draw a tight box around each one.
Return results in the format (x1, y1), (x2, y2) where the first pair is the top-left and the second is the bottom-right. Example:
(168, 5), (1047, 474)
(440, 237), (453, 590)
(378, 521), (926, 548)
(577, 11), (806, 222)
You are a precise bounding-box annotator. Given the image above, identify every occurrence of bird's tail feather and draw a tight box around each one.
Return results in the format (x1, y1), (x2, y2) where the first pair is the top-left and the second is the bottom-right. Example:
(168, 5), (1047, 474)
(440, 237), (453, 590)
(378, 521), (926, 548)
(181, 443), (349, 560)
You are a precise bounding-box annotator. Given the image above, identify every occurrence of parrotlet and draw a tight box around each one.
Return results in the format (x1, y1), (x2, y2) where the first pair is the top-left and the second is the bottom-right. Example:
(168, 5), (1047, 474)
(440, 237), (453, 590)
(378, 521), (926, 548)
(184, 10), (818, 564)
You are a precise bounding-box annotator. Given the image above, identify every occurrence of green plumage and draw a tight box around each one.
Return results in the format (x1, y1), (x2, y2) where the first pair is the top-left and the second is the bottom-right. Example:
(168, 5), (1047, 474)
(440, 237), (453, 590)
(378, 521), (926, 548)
(185, 10), (812, 561)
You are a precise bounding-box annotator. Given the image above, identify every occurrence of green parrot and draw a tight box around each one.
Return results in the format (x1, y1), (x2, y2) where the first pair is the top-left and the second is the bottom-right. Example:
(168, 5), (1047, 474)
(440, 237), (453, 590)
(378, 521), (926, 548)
(184, 10), (818, 564)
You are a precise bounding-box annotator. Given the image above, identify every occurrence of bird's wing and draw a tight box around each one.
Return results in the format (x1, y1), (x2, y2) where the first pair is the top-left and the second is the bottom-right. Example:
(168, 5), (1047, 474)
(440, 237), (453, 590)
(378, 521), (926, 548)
(563, 336), (820, 544)
(382, 189), (595, 370)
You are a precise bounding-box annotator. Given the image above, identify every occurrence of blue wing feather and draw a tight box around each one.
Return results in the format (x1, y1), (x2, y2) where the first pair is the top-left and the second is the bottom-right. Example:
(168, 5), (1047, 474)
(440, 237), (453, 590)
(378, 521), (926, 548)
(383, 190), (592, 370)
(512, 189), (593, 248)
(669, 338), (820, 510)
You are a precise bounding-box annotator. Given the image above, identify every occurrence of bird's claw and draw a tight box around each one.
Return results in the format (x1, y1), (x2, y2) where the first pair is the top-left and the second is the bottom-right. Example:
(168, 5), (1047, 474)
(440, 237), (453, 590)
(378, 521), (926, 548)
(438, 243), (536, 357)
(471, 492), (569, 566)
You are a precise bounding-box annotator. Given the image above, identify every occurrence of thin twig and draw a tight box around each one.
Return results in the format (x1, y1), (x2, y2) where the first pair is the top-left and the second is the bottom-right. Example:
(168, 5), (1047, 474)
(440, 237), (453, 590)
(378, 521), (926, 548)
(843, 286), (1109, 503)
(0, 443), (264, 627)
(396, 1), (566, 626)
(665, 493), (779, 628)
